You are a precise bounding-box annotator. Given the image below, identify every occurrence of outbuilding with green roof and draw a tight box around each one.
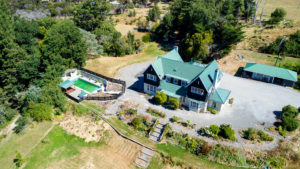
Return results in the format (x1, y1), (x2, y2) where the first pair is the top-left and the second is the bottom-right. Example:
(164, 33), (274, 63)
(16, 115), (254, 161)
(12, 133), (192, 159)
(243, 62), (297, 87)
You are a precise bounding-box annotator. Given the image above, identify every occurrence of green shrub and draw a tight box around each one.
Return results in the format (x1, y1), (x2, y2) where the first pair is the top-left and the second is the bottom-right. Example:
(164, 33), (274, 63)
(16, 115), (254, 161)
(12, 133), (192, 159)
(154, 91), (167, 105)
(209, 125), (220, 135)
(282, 105), (299, 118)
(146, 108), (166, 118)
(13, 152), (23, 168)
(27, 103), (53, 122)
(127, 2), (134, 9)
(219, 124), (236, 140)
(268, 8), (287, 25)
(278, 125), (287, 136)
(131, 116), (143, 129)
(168, 97), (180, 110)
(229, 98), (234, 104)
(242, 128), (257, 140)
(142, 34), (151, 43)
(207, 107), (217, 114)
(198, 127), (213, 137)
(128, 108), (137, 115)
(13, 116), (28, 134)
(171, 116), (180, 122)
(282, 116), (299, 131)
(258, 130), (274, 141)
(267, 157), (285, 168)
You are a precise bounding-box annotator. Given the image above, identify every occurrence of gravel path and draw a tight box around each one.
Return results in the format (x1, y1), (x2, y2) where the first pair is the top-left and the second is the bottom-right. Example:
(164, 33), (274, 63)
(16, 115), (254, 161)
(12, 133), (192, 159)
(105, 61), (300, 150)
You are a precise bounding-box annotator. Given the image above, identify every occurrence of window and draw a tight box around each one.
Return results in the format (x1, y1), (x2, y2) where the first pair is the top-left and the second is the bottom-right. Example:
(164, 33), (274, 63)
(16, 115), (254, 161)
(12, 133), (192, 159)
(181, 81), (187, 86)
(147, 74), (156, 81)
(166, 76), (171, 83)
(146, 84), (156, 93)
(191, 86), (204, 95)
(173, 79), (179, 85)
(190, 101), (198, 108)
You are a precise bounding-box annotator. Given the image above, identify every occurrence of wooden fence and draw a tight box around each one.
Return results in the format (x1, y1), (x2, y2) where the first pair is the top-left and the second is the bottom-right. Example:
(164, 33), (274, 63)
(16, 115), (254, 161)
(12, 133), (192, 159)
(80, 68), (126, 101)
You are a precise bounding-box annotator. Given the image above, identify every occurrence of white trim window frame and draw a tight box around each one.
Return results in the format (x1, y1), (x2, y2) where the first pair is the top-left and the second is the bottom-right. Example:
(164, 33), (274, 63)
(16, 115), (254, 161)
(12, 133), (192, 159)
(147, 74), (156, 81)
(191, 86), (204, 95)
(166, 76), (171, 83)
(181, 81), (187, 87)
(173, 78), (179, 85)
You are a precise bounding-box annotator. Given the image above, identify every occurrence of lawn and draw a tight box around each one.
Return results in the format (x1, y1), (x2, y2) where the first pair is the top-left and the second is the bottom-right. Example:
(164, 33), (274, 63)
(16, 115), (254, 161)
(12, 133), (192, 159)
(0, 121), (53, 169)
(85, 42), (166, 77)
(24, 125), (103, 169)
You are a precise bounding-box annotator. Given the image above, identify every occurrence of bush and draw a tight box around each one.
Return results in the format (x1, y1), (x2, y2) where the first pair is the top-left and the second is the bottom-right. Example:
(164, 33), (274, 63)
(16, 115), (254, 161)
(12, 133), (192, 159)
(269, 8), (287, 25)
(127, 2), (134, 9)
(200, 141), (212, 155)
(282, 116), (299, 131)
(209, 125), (220, 135)
(13, 116), (28, 134)
(154, 91), (167, 105)
(142, 34), (151, 43)
(219, 124), (236, 140)
(27, 103), (53, 122)
(131, 116), (143, 129)
(207, 107), (217, 114)
(168, 97), (180, 110)
(242, 128), (257, 140)
(171, 116), (180, 122)
(198, 127), (213, 137)
(258, 130), (274, 141)
(13, 152), (23, 168)
(278, 125), (287, 136)
(229, 98), (234, 104)
(128, 109), (137, 115)
(282, 105), (299, 118)
(146, 108), (166, 118)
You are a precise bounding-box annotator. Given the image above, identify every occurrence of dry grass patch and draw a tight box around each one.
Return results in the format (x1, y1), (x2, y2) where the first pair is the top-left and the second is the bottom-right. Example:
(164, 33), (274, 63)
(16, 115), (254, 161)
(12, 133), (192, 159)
(60, 113), (111, 142)
(85, 43), (166, 77)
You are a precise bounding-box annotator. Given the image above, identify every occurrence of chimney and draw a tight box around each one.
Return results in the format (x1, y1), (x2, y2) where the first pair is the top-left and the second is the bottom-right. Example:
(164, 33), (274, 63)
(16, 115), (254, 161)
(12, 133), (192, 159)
(212, 69), (219, 91)
(174, 46), (179, 52)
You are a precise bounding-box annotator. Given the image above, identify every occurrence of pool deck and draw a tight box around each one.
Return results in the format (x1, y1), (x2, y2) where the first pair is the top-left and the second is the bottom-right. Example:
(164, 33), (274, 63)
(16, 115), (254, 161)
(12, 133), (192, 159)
(66, 88), (82, 102)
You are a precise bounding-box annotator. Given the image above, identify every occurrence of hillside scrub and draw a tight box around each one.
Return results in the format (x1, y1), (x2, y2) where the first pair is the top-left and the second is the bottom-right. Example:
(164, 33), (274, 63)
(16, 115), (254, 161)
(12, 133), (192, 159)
(241, 128), (274, 142)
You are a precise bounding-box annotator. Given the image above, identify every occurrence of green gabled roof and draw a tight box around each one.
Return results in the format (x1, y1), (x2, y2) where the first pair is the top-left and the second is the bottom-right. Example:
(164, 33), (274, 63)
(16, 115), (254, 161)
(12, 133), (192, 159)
(210, 88), (231, 104)
(59, 80), (74, 89)
(158, 80), (186, 98)
(244, 62), (297, 82)
(198, 60), (223, 91)
(162, 49), (183, 62)
(151, 57), (206, 82)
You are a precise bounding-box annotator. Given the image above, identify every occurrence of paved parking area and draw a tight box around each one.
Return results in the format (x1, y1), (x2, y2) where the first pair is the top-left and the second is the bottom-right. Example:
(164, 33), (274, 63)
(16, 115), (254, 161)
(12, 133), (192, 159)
(113, 61), (300, 130)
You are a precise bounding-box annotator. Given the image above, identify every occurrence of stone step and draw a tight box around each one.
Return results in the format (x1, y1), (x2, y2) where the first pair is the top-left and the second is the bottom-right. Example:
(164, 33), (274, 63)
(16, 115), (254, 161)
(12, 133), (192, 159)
(149, 136), (158, 142)
(141, 150), (153, 157)
(156, 124), (164, 129)
(152, 132), (160, 137)
(135, 158), (148, 169)
(154, 128), (162, 133)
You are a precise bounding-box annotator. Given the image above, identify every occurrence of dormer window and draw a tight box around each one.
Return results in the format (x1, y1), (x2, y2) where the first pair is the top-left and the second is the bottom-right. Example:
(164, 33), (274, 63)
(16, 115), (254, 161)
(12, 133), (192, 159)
(147, 74), (156, 81)
(173, 79), (179, 85)
(191, 86), (204, 95)
(166, 76), (171, 83)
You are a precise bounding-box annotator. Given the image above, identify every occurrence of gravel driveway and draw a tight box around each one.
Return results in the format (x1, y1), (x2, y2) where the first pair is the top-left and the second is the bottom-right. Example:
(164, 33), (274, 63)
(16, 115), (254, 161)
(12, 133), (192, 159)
(105, 61), (300, 150)
(113, 61), (300, 130)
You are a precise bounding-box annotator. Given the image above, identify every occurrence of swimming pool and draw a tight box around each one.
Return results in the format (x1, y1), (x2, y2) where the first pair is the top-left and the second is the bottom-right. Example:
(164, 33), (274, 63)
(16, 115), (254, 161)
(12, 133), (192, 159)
(73, 78), (100, 93)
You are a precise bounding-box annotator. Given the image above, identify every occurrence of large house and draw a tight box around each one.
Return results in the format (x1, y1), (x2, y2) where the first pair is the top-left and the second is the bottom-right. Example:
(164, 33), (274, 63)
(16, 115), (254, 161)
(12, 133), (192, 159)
(143, 49), (231, 112)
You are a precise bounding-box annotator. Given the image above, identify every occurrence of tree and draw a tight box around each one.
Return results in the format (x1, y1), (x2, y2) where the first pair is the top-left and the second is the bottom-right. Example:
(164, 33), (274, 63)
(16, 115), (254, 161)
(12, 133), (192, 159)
(73, 0), (110, 31)
(148, 4), (161, 22)
(154, 91), (167, 105)
(168, 97), (180, 110)
(282, 116), (299, 131)
(40, 20), (87, 69)
(269, 8), (286, 25)
(13, 152), (23, 168)
(39, 81), (66, 113)
(180, 31), (213, 61)
(27, 103), (53, 122)
(282, 105), (299, 119)
(131, 116), (143, 129)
